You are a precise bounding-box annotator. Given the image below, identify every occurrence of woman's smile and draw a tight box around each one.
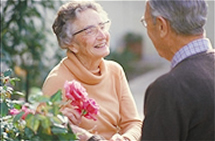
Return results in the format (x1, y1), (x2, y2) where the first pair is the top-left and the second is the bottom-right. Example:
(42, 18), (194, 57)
(94, 42), (107, 49)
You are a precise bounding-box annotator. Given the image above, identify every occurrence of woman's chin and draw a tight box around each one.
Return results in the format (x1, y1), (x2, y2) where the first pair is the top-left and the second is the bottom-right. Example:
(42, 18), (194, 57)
(94, 46), (110, 58)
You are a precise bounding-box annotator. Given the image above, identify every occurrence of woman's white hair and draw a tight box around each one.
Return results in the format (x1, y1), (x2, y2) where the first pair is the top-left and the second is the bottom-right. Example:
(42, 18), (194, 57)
(52, 1), (108, 49)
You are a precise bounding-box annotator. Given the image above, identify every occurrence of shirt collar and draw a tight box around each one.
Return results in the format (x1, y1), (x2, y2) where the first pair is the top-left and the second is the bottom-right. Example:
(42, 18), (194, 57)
(171, 38), (212, 69)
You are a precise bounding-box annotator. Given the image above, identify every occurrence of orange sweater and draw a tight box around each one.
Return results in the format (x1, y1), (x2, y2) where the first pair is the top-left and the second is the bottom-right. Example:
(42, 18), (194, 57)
(42, 51), (142, 140)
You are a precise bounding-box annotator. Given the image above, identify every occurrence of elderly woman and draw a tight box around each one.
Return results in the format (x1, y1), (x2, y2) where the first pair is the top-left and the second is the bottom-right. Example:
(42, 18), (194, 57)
(42, 1), (142, 141)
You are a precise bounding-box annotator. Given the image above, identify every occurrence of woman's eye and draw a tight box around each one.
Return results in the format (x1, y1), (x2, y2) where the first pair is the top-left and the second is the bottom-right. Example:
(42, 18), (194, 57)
(100, 25), (105, 30)
(85, 28), (93, 34)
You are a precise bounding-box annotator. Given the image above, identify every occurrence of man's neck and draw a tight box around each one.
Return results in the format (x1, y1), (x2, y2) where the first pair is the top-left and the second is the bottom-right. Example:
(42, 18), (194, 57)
(167, 34), (204, 61)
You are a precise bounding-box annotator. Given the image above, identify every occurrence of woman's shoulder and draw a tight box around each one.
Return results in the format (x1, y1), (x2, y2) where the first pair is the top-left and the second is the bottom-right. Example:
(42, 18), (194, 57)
(47, 58), (70, 77)
(103, 59), (125, 78)
(104, 59), (123, 70)
(42, 58), (70, 96)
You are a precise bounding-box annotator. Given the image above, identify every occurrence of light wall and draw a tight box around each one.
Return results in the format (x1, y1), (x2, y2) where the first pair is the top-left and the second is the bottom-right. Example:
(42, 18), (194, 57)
(97, 0), (214, 61)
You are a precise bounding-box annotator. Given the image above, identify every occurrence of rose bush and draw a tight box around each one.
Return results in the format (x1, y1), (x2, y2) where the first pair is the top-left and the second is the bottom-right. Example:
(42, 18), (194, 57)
(9, 105), (35, 120)
(1, 70), (100, 141)
(0, 69), (77, 141)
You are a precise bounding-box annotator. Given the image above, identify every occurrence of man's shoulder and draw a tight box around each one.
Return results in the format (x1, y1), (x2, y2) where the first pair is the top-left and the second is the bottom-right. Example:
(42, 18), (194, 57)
(147, 71), (176, 94)
(148, 50), (215, 94)
(173, 50), (215, 76)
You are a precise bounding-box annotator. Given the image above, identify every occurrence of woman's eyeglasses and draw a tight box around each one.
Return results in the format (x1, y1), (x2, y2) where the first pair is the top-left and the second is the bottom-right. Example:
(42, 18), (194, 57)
(72, 20), (111, 36)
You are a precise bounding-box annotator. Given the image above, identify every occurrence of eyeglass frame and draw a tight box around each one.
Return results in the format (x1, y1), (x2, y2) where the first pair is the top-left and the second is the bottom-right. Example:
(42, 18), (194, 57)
(140, 16), (147, 27)
(72, 20), (111, 36)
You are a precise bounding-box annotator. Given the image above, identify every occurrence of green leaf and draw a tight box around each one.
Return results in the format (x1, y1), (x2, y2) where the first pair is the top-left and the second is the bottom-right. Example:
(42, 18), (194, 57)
(13, 103), (22, 110)
(24, 127), (35, 139)
(30, 95), (49, 103)
(13, 111), (25, 123)
(3, 69), (12, 77)
(36, 114), (52, 134)
(51, 126), (67, 134)
(36, 114), (46, 121)
(9, 77), (20, 86)
(35, 130), (53, 140)
(58, 133), (77, 141)
(0, 101), (9, 117)
(51, 116), (63, 125)
(10, 77), (20, 81)
(41, 116), (51, 129)
(13, 91), (25, 96)
(50, 90), (62, 103)
(25, 114), (40, 133)
(52, 104), (60, 116)
(32, 119), (40, 133)
(67, 123), (74, 134)
(2, 85), (7, 90)
(31, 136), (42, 141)
(34, 115), (51, 135)
(9, 79), (15, 86)
(9, 78), (20, 86)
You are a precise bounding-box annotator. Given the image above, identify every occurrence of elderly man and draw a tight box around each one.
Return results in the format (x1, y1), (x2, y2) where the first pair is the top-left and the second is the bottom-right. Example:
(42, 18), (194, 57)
(140, 0), (214, 140)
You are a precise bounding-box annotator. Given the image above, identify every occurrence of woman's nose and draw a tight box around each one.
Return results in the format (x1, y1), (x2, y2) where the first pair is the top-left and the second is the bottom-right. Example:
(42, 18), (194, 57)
(96, 28), (106, 40)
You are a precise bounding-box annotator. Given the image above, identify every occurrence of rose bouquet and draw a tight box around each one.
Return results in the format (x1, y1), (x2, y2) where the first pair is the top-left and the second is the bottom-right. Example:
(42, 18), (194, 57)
(64, 80), (99, 121)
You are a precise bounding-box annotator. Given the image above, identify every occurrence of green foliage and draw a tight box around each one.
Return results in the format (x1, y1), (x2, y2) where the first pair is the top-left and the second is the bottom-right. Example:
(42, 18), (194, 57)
(0, 69), (77, 141)
(107, 49), (138, 72)
(1, 0), (62, 100)
(106, 32), (143, 80)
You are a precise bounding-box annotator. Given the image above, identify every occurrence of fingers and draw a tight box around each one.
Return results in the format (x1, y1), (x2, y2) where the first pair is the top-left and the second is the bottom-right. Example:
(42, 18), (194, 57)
(61, 107), (82, 125)
(109, 133), (125, 141)
(69, 114), (82, 125)
(70, 124), (93, 141)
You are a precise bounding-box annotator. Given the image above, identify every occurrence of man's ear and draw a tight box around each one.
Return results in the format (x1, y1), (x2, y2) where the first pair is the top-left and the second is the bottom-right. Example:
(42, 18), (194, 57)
(156, 16), (169, 38)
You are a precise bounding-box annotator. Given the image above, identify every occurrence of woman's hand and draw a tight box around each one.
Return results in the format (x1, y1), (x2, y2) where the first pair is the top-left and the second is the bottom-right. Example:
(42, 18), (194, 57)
(109, 133), (129, 141)
(70, 124), (93, 141)
(61, 106), (82, 125)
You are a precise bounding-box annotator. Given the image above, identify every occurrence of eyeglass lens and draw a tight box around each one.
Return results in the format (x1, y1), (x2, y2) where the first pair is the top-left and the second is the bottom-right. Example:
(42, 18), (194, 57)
(73, 20), (110, 36)
(84, 21), (110, 36)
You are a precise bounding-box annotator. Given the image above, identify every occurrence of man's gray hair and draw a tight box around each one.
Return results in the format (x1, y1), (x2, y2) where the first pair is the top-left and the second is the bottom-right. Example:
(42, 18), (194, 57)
(52, 1), (108, 49)
(148, 0), (208, 35)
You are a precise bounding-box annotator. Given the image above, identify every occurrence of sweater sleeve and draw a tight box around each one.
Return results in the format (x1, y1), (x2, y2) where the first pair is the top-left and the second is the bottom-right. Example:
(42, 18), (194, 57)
(116, 65), (142, 140)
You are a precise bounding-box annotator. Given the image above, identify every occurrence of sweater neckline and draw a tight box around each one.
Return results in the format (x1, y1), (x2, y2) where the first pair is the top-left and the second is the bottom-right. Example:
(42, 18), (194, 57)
(63, 51), (106, 85)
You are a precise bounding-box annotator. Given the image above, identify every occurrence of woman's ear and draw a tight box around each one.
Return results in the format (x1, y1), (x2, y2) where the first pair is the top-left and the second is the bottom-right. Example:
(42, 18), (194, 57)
(156, 16), (169, 38)
(68, 45), (78, 54)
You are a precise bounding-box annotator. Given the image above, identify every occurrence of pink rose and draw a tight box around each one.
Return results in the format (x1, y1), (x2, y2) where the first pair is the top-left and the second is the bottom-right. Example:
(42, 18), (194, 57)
(21, 105), (35, 120)
(64, 80), (88, 102)
(9, 105), (35, 120)
(82, 98), (99, 121)
(9, 108), (20, 115)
